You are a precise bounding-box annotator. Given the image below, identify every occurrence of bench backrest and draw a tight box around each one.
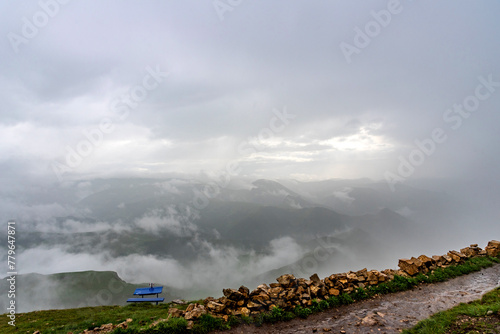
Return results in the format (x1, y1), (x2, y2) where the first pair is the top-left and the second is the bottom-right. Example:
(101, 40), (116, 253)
(133, 286), (163, 295)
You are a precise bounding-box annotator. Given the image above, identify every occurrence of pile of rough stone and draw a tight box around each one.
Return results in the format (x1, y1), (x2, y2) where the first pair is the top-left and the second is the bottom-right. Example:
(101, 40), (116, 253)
(167, 240), (500, 323)
(398, 240), (500, 276)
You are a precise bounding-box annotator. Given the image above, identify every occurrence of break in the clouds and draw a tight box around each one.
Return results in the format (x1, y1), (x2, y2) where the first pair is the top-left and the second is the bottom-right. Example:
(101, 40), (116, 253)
(1, 0), (500, 185)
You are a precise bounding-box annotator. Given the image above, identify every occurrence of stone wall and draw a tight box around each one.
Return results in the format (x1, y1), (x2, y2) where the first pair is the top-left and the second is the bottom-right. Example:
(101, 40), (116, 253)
(169, 240), (500, 323)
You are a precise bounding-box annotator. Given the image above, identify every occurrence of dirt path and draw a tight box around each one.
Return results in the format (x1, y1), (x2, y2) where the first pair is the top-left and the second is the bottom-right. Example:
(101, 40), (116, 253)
(214, 264), (500, 334)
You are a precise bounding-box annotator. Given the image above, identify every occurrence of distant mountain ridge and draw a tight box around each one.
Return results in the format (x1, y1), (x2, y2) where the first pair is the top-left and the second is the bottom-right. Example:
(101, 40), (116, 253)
(5, 176), (474, 313)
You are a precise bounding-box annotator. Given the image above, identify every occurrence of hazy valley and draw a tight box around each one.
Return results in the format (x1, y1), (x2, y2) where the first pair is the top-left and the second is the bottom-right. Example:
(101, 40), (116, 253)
(1, 176), (496, 313)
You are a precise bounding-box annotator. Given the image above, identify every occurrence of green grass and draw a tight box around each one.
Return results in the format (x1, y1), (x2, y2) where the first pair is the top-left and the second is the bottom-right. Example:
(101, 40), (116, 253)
(3, 256), (499, 334)
(1, 303), (174, 334)
(402, 287), (500, 334)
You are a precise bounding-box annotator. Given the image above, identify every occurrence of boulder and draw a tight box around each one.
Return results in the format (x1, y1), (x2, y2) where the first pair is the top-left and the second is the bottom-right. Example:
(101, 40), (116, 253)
(234, 307), (250, 317)
(442, 254), (453, 264)
(268, 286), (284, 299)
(398, 258), (420, 276)
(184, 304), (206, 320)
(324, 276), (335, 288)
(432, 255), (445, 266)
(252, 291), (270, 303)
(168, 308), (185, 318)
(286, 289), (297, 301)
(448, 250), (466, 263)
(418, 255), (434, 267)
(310, 273), (321, 284)
(485, 240), (500, 257)
(207, 301), (225, 314)
(367, 270), (379, 282)
(277, 274), (296, 288)
(309, 285), (321, 297)
(377, 273), (388, 283)
(223, 288), (245, 301)
(238, 286), (250, 298)
(247, 301), (264, 310)
(356, 268), (368, 281)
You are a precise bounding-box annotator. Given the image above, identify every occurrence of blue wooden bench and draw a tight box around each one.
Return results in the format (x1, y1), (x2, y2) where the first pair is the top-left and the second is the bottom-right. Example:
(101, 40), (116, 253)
(127, 286), (164, 305)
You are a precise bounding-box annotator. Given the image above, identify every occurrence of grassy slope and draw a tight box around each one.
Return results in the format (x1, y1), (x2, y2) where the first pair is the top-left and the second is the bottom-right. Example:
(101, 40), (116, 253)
(0, 270), (178, 313)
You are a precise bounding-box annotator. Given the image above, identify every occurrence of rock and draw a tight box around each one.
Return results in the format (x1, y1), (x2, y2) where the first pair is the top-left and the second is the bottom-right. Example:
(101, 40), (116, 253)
(360, 313), (379, 326)
(238, 285), (250, 297)
(488, 240), (500, 247)
(149, 318), (168, 328)
(398, 258), (420, 276)
(347, 272), (358, 281)
(310, 285), (321, 297)
(186, 321), (194, 330)
(448, 250), (466, 263)
(247, 301), (264, 310)
(184, 304), (206, 320)
(411, 256), (423, 268)
(168, 308), (185, 318)
(310, 273), (321, 284)
(203, 296), (215, 305)
(223, 288), (245, 301)
(171, 299), (187, 305)
(461, 247), (477, 258)
(277, 274), (296, 288)
(114, 318), (132, 329)
(367, 270), (379, 282)
(432, 255), (445, 266)
(268, 286), (284, 299)
(207, 301), (225, 313)
(235, 307), (250, 317)
(252, 291), (270, 303)
(442, 254), (453, 264)
(485, 240), (500, 256)
(356, 268), (368, 279)
(286, 289), (297, 300)
(378, 273), (388, 282)
(418, 254), (434, 267)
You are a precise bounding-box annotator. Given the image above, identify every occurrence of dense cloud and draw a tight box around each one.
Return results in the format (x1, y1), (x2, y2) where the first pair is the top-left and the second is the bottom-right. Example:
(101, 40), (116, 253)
(0, 1), (499, 183)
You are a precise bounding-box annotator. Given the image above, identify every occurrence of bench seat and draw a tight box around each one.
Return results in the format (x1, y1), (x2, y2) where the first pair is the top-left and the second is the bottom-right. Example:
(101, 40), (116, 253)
(127, 297), (165, 305)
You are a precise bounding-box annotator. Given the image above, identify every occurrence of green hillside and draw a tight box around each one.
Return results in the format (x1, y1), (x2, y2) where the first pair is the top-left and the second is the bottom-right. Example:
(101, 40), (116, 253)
(0, 271), (177, 313)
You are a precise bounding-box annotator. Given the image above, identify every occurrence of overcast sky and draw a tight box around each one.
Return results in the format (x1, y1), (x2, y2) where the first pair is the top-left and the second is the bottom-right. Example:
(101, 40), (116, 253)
(1, 0), (500, 188)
